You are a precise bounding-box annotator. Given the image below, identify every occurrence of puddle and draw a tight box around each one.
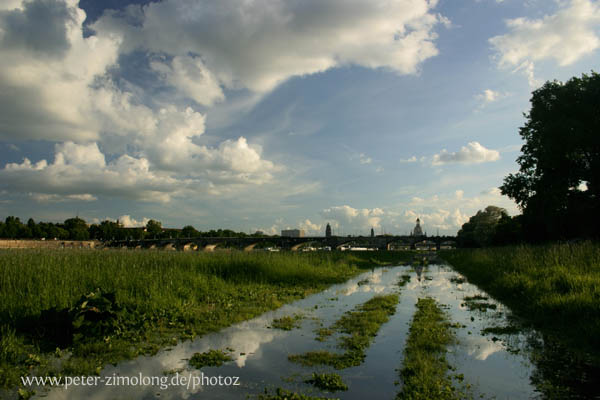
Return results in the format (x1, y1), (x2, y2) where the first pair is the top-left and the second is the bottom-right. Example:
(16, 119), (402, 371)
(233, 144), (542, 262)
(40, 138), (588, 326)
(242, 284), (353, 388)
(30, 265), (543, 399)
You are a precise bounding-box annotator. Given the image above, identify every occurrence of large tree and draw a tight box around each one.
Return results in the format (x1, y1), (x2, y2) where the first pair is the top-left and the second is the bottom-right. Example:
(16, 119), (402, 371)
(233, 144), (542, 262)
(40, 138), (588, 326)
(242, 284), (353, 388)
(456, 206), (508, 247)
(500, 72), (600, 240)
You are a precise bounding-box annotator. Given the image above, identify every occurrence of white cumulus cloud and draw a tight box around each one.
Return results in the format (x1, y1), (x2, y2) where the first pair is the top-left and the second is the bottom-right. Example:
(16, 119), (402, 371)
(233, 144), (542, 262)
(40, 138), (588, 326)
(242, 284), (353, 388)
(117, 215), (150, 228)
(93, 0), (448, 92)
(490, 0), (600, 85)
(150, 54), (225, 107)
(0, 142), (186, 203)
(432, 142), (500, 166)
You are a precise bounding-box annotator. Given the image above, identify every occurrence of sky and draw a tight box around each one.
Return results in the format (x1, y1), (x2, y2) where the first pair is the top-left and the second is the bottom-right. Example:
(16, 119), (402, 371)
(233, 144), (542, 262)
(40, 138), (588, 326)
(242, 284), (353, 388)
(0, 0), (599, 235)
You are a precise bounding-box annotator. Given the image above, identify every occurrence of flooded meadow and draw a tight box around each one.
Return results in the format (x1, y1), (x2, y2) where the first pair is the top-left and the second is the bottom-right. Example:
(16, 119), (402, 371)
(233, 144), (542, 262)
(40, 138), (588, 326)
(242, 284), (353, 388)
(24, 262), (579, 399)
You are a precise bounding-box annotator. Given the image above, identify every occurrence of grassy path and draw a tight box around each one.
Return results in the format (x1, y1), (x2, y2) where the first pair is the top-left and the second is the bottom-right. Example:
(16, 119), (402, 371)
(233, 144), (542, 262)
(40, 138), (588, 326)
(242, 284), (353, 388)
(396, 297), (461, 400)
(288, 293), (399, 369)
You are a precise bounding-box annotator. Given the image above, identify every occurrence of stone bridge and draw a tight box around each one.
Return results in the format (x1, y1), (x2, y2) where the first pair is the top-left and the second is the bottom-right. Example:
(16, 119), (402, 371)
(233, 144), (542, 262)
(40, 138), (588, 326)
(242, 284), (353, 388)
(107, 235), (455, 251)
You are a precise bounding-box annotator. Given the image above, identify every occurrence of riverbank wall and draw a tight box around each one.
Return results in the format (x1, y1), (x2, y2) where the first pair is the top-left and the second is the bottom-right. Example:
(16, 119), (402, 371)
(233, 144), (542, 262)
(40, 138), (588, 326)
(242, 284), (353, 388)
(0, 239), (101, 249)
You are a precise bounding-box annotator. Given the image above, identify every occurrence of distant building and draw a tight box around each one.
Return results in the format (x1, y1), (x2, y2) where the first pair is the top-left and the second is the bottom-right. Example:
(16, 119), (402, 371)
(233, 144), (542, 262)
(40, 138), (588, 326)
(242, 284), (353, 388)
(415, 239), (436, 251)
(325, 223), (332, 237)
(281, 229), (305, 238)
(440, 240), (456, 250)
(370, 227), (375, 237)
(411, 218), (424, 237)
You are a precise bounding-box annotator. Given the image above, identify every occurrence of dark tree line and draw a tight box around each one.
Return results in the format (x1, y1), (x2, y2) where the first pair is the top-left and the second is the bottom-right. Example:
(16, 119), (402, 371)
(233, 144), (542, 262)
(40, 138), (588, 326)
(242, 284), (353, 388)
(458, 72), (599, 247)
(0, 216), (272, 241)
(0, 216), (88, 240)
(456, 206), (523, 248)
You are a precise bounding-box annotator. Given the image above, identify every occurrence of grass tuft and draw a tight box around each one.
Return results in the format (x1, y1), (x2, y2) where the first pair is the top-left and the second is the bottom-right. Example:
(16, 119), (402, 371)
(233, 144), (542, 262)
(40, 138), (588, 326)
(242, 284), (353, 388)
(189, 349), (232, 369)
(304, 373), (348, 392)
(271, 314), (303, 331)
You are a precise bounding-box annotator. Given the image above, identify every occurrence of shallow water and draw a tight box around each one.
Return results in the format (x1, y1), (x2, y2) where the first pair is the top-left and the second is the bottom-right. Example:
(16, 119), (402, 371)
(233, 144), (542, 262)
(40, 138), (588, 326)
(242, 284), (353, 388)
(32, 264), (541, 399)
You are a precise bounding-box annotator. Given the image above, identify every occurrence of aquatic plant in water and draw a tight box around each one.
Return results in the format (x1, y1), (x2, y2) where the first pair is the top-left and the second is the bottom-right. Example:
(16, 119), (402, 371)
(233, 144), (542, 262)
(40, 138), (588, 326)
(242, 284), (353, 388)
(289, 294), (399, 369)
(189, 349), (232, 369)
(304, 373), (348, 392)
(271, 314), (303, 331)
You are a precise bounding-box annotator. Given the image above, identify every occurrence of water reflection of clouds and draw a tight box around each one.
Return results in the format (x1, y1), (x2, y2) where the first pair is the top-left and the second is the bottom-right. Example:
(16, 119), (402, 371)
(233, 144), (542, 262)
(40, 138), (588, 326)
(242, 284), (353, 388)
(161, 314), (285, 369)
(339, 269), (397, 296)
(463, 335), (505, 361)
(41, 315), (283, 399)
(342, 283), (359, 296)
(370, 272), (382, 284)
(341, 282), (388, 295)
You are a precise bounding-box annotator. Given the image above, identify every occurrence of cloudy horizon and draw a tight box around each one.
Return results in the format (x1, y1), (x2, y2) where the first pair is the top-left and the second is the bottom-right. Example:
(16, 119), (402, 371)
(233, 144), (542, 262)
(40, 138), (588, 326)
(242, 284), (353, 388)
(1, 0), (599, 235)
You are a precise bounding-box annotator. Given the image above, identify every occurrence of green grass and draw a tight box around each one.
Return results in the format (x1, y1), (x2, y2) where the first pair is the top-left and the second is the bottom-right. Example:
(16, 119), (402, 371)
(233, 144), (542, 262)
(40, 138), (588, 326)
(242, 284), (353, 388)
(271, 314), (303, 331)
(398, 274), (411, 287)
(0, 249), (410, 389)
(189, 349), (232, 369)
(289, 294), (399, 369)
(460, 295), (497, 312)
(304, 373), (348, 392)
(440, 242), (600, 354)
(397, 298), (461, 400)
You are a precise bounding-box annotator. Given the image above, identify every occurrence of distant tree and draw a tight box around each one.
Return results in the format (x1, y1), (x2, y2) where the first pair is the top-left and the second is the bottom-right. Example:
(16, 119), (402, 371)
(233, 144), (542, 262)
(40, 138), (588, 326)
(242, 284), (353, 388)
(90, 220), (121, 241)
(457, 206), (508, 247)
(146, 219), (162, 237)
(27, 218), (38, 238)
(181, 225), (199, 238)
(64, 217), (89, 240)
(2, 216), (28, 239)
(500, 72), (600, 240)
(42, 223), (65, 240)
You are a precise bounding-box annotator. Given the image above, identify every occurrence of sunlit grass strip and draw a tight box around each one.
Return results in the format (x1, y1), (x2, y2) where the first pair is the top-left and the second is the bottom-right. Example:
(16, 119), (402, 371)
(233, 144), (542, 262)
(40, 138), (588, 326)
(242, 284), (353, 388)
(397, 297), (458, 400)
(289, 294), (399, 369)
(440, 242), (600, 353)
(0, 250), (410, 389)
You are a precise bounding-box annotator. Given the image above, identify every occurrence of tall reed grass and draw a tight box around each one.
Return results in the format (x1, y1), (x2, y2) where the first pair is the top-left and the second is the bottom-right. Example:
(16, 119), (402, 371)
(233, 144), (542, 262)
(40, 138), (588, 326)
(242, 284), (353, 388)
(441, 242), (600, 354)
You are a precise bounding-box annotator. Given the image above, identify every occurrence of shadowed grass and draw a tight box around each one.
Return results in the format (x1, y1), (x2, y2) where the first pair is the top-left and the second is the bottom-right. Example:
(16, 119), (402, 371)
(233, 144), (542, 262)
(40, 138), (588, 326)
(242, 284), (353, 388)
(440, 242), (600, 354)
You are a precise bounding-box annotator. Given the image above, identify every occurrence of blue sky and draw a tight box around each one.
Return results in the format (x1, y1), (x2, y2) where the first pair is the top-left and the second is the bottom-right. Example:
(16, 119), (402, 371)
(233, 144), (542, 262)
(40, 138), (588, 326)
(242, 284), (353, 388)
(1, 0), (599, 235)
